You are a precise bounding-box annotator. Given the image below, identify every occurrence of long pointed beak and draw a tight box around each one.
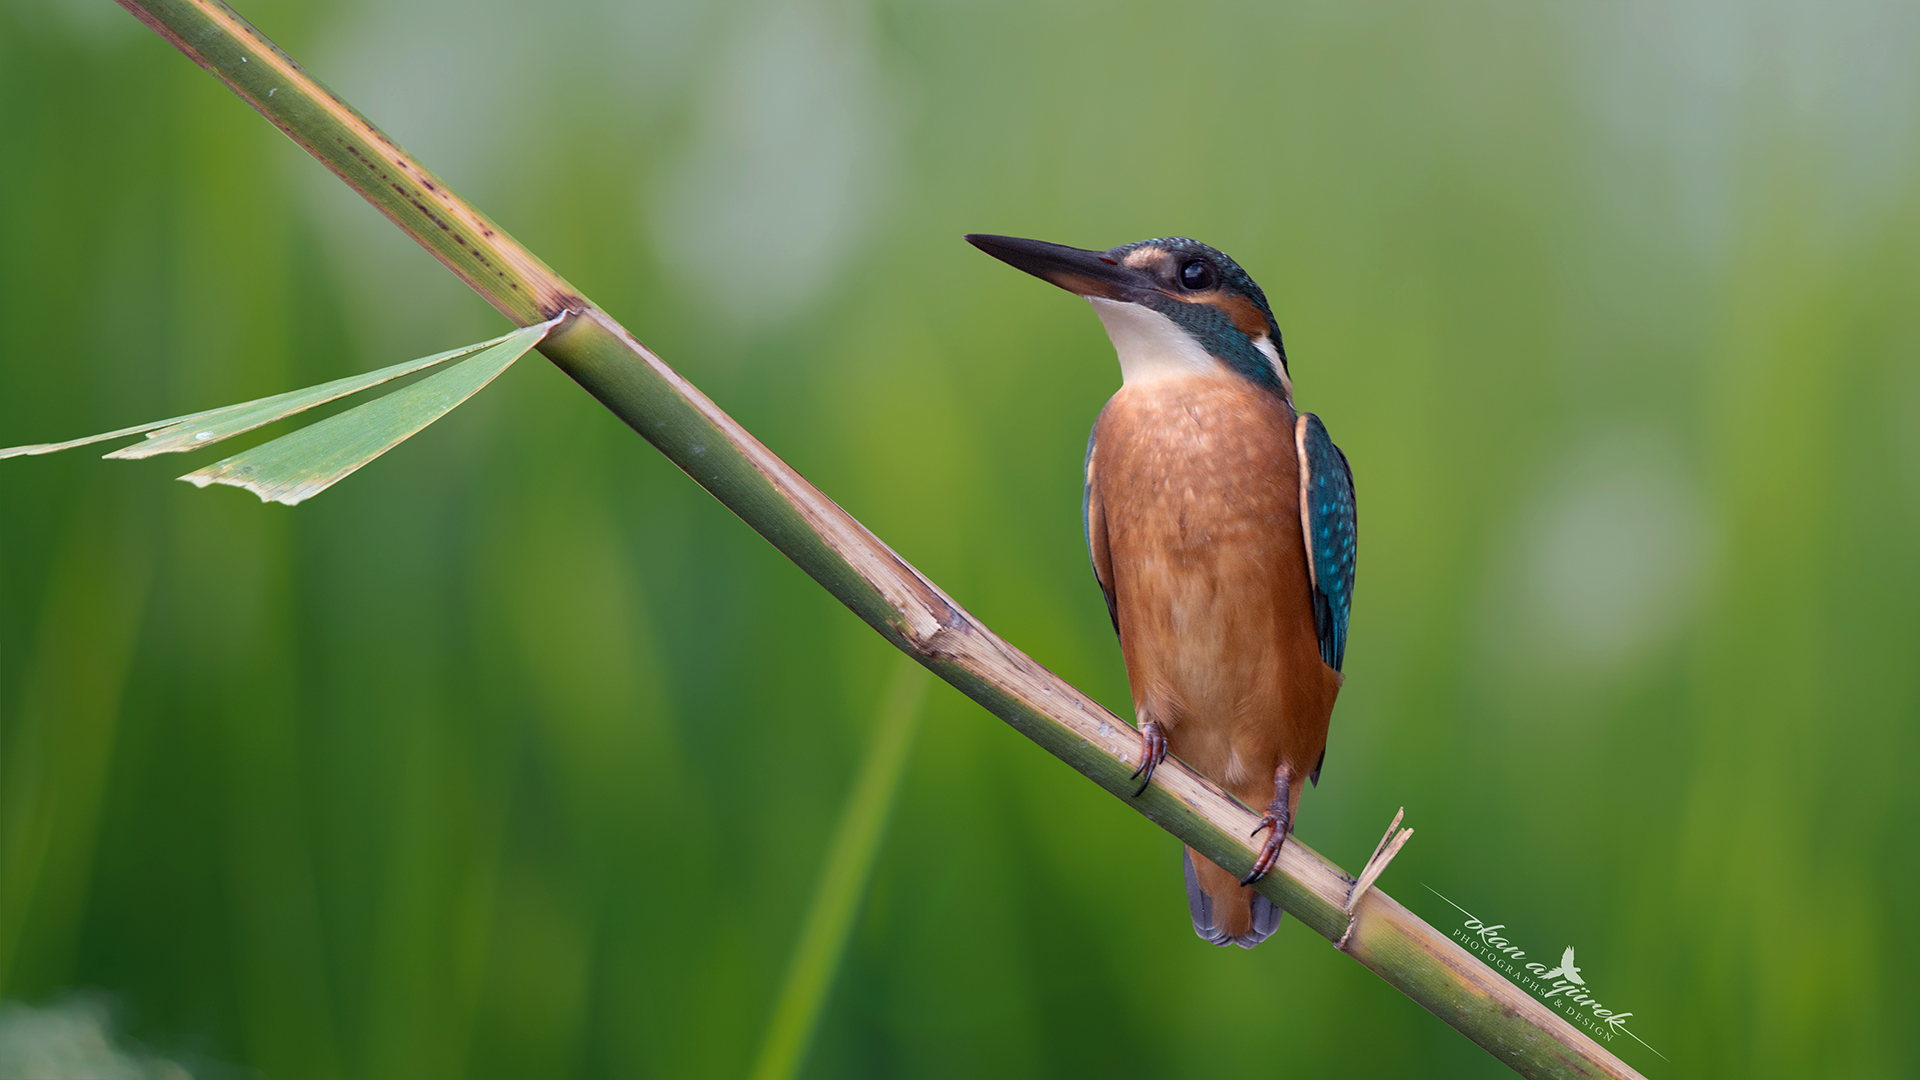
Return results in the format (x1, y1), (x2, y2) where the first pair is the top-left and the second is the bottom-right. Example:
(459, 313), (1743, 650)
(965, 234), (1157, 303)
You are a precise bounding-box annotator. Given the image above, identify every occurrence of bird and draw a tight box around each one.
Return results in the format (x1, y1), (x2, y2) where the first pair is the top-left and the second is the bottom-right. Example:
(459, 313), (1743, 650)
(1543, 947), (1585, 985)
(967, 233), (1356, 949)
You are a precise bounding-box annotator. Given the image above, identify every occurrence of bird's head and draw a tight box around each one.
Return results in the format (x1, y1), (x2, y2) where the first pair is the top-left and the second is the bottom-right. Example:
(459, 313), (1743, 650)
(966, 233), (1290, 402)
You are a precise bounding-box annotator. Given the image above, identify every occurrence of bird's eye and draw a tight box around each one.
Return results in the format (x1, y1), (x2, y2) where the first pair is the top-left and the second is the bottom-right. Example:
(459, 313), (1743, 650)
(1180, 260), (1215, 290)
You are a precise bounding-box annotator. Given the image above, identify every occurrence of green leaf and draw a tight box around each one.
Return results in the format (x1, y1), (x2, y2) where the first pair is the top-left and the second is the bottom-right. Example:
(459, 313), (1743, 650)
(179, 320), (552, 505)
(107, 339), (510, 459)
(0, 329), (524, 461)
(750, 659), (928, 1080)
(0, 409), (227, 460)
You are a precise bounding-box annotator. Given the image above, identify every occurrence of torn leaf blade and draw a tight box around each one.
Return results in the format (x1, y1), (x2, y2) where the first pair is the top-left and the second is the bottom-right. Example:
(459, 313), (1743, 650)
(0, 328), (524, 461)
(0, 411), (221, 460)
(178, 321), (549, 505)
(105, 336), (519, 459)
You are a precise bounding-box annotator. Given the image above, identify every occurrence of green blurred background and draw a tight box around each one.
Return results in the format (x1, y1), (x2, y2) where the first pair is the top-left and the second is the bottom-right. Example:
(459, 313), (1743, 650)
(3, 0), (1918, 1076)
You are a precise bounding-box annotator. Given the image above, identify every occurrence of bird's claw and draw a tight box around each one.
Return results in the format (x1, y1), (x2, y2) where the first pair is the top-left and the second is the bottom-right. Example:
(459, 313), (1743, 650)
(1239, 809), (1290, 886)
(1129, 721), (1167, 797)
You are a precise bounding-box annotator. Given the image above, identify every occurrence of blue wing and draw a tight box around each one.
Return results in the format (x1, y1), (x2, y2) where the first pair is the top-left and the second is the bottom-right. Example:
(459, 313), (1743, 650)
(1297, 412), (1356, 671)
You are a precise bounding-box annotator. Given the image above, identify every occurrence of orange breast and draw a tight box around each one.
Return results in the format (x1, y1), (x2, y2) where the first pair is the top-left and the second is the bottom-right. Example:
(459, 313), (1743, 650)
(1090, 374), (1336, 805)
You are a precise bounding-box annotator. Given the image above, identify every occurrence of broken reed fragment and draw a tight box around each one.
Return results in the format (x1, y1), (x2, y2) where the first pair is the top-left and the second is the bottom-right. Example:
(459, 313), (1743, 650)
(1338, 807), (1413, 950)
(0, 316), (561, 504)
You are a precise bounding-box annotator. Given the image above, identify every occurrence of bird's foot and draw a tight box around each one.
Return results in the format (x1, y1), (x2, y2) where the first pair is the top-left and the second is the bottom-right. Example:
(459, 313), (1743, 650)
(1240, 804), (1292, 886)
(1129, 721), (1167, 797)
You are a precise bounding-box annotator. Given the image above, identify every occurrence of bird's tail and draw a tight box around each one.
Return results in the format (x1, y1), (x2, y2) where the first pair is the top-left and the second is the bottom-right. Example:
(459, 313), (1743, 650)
(1184, 847), (1280, 949)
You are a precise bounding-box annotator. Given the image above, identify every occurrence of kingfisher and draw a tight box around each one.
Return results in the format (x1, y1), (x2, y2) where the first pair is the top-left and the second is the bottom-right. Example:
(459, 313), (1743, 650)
(968, 234), (1356, 949)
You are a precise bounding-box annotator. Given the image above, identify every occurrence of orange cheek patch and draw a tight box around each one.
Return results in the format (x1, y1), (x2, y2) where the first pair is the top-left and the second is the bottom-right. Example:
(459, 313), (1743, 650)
(1217, 294), (1273, 339)
(1159, 289), (1271, 336)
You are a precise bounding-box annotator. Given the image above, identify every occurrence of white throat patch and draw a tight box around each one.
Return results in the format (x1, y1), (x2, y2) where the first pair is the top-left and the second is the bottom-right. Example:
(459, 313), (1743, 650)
(1087, 298), (1222, 386)
(1253, 334), (1293, 401)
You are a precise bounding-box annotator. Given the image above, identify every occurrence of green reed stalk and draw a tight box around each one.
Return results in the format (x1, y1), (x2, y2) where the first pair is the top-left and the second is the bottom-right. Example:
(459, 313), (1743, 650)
(112, 3), (1647, 1077)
